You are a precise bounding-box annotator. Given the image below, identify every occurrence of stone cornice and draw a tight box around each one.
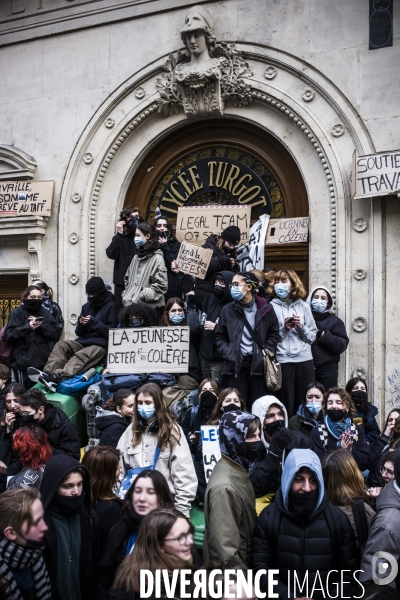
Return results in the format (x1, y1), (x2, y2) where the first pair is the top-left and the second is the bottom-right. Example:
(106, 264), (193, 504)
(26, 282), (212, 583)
(0, 215), (48, 239)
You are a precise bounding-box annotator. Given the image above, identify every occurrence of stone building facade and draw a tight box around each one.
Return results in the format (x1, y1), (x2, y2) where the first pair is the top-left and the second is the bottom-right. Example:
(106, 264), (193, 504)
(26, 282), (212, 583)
(0, 0), (399, 420)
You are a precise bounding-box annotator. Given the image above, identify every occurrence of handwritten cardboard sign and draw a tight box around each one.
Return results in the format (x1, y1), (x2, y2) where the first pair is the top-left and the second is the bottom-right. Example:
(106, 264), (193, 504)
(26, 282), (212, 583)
(176, 242), (213, 279)
(107, 327), (190, 374)
(176, 205), (251, 245)
(201, 425), (221, 483)
(352, 149), (400, 199)
(265, 217), (309, 245)
(0, 180), (54, 218)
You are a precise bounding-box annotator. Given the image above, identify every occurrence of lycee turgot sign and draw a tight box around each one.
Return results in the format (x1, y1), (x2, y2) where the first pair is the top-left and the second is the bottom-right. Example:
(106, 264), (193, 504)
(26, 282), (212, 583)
(0, 180), (54, 217)
(352, 150), (400, 199)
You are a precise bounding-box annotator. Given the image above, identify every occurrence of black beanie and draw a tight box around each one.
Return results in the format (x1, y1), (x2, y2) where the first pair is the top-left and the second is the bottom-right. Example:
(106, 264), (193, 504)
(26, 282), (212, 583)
(86, 277), (106, 295)
(394, 448), (400, 487)
(220, 226), (241, 245)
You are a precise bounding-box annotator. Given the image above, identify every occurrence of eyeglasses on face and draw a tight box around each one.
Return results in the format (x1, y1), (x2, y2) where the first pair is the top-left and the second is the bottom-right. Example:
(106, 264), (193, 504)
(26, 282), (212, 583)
(380, 467), (394, 476)
(163, 531), (193, 545)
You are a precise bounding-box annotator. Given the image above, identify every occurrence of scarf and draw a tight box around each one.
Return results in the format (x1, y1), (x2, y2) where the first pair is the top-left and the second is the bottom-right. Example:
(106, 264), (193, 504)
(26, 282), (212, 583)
(0, 537), (52, 600)
(136, 246), (156, 259)
(324, 414), (352, 446)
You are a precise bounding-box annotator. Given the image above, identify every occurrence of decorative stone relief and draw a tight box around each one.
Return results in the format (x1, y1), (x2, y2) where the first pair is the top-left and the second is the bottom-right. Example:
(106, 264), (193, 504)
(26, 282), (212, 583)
(105, 118), (115, 128)
(71, 193), (81, 203)
(332, 123), (345, 137)
(264, 66), (277, 80)
(353, 218), (367, 232)
(302, 89), (315, 102)
(68, 233), (79, 244)
(69, 314), (78, 325)
(28, 239), (42, 282)
(354, 269), (367, 281)
(156, 5), (252, 118)
(83, 152), (93, 164)
(135, 87), (145, 99)
(353, 317), (367, 333)
(69, 274), (79, 285)
(352, 366), (367, 379)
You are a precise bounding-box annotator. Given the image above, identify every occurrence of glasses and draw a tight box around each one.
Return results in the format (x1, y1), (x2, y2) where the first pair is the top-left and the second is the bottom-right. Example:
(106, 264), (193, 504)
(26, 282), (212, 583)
(229, 283), (245, 289)
(380, 467), (394, 476)
(164, 531), (193, 545)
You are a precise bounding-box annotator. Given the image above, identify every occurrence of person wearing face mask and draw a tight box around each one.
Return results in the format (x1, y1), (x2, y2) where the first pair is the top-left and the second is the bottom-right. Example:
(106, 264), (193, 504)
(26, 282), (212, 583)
(154, 214), (190, 302)
(4, 286), (59, 389)
(95, 389), (136, 447)
(0, 488), (51, 600)
(306, 286), (349, 390)
(207, 387), (246, 424)
(195, 225), (241, 294)
(0, 384), (25, 468)
(269, 269), (317, 418)
(288, 382), (325, 438)
(118, 302), (159, 328)
(40, 455), (100, 600)
(252, 449), (357, 599)
(97, 470), (174, 600)
(116, 383), (197, 518)
(204, 410), (258, 568)
(368, 408), (400, 487)
(34, 281), (64, 344)
(215, 272), (279, 410)
(106, 206), (141, 310)
(122, 222), (168, 319)
(345, 376), (380, 443)
(310, 388), (370, 471)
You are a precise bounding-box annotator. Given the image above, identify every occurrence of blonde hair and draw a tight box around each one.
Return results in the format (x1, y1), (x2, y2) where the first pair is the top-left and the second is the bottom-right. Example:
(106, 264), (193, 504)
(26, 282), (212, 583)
(268, 269), (307, 300)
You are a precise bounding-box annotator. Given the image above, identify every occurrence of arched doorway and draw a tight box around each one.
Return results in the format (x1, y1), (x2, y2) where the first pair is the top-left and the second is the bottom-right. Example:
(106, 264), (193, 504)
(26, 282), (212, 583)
(124, 118), (310, 289)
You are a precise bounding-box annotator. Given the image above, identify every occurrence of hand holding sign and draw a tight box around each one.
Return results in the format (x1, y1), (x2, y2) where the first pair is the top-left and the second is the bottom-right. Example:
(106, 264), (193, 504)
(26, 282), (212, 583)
(176, 242), (213, 279)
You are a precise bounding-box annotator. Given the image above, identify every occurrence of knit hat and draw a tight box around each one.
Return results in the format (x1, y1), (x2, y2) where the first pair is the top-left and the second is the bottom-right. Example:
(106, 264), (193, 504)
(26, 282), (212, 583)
(220, 226), (241, 245)
(394, 447), (400, 487)
(85, 277), (106, 295)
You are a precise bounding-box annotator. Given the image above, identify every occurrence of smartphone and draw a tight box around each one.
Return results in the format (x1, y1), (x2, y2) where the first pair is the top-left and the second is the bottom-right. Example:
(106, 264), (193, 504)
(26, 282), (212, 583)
(35, 316), (44, 322)
(194, 431), (201, 435)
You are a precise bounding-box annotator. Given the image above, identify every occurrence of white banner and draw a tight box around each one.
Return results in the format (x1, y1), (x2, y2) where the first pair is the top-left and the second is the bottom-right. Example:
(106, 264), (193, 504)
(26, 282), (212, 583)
(239, 213), (270, 271)
(201, 425), (221, 483)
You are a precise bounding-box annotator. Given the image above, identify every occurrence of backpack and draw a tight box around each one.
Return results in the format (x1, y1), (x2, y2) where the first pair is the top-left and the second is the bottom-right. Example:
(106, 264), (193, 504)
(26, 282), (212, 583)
(169, 389), (196, 424)
(101, 372), (147, 392)
(351, 499), (369, 561)
(147, 373), (177, 388)
(57, 371), (101, 396)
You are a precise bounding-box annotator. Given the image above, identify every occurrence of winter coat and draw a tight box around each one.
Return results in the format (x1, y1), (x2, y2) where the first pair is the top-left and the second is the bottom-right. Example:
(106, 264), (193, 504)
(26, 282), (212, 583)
(122, 248), (168, 308)
(4, 305), (60, 371)
(75, 291), (116, 348)
(310, 421), (370, 471)
(203, 454), (257, 568)
(306, 286), (349, 366)
(37, 403), (81, 460)
(337, 502), (375, 548)
(95, 406), (130, 447)
(93, 499), (123, 551)
(214, 296), (280, 377)
(360, 480), (400, 587)
(159, 237), (183, 300)
(288, 404), (323, 438)
(367, 432), (391, 486)
(40, 455), (100, 600)
(271, 297), (317, 363)
(196, 234), (239, 293)
(354, 404), (380, 443)
(43, 299), (64, 341)
(106, 230), (137, 287)
(117, 423), (197, 518)
(252, 449), (357, 599)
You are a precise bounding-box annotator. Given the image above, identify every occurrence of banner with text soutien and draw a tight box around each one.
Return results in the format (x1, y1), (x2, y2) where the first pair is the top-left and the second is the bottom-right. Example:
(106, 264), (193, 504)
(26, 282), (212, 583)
(107, 327), (190, 374)
(352, 149), (400, 199)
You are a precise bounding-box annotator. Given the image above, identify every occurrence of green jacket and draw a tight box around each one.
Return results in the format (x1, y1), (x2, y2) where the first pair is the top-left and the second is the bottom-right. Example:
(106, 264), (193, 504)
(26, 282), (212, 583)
(122, 248), (168, 308)
(203, 454), (257, 568)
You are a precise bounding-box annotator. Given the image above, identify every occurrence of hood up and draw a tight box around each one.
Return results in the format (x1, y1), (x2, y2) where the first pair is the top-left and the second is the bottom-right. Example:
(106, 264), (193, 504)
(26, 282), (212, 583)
(40, 454), (91, 511)
(219, 410), (255, 471)
(280, 448), (324, 511)
(211, 270), (235, 304)
(306, 285), (334, 313)
(251, 395), (288, 448)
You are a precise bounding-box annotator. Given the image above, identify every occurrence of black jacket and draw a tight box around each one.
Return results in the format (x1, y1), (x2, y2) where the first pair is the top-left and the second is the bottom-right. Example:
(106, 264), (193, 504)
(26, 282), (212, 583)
(159, 237), (183, 300)
(106, 230), (137, 287)
(310, 423), (370, 471)
(37, 403), (80, 460)
(41, 455), (100, 600)
(75, 291), (116, 348)
(310, 311), (349, 367)
(95, 410), (130, 448)
(355, 404), (380, 443)
(196, 234), (239, 293)
(367, 432), (390, 487)
(43, 300), (64, 340)
(215, 296), (279, 377)
(93, 499), (123, 551)
(252, 489), (357, 599)
(4, 305), (59, 371)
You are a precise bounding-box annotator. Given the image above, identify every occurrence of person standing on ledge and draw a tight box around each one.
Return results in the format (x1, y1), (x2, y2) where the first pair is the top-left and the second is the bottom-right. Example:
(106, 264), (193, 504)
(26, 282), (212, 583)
(196, 225), (241, 293)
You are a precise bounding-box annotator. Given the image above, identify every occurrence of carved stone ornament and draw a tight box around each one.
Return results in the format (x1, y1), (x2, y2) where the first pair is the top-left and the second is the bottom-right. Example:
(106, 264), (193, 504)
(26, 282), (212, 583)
(156, 5), (252, 118)
(352, 366), (367, 379)
(68, 233), (79, 244)
(69, 274), (79, 285)
(135, 87), (146, 99)
(353, 317), (367, 333)
(302, 89), (315, 102)
(83, 152), (93, 164)
(264, 66), (277, 80)
(71, 193), (81, 203)
(105, 118), (115, 128)
(354, 269), (367, 281)
(353, 218), (367, 232)
(332, 123), (345, 137)
(69, 314), (78, 325)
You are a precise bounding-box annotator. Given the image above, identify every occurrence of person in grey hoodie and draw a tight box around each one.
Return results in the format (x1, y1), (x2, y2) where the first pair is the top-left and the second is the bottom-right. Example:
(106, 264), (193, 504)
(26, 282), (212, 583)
(269, 269), (317, 418)
(306, 285), (349, 390)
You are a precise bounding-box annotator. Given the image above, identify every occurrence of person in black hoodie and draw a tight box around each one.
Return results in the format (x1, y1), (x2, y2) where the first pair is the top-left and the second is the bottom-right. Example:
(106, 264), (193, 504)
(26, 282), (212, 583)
(28, 277), (116, 392)
(95, 389), (135, 447)
(40, 454), (100, 600)
(34, 280), (64, 344)
(196, 225), (241, 293)
(106, 206), (141, 310)
(154, 214), (190, 301)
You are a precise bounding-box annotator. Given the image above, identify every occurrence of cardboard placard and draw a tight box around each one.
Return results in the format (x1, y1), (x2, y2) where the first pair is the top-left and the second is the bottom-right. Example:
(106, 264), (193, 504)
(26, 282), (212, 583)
(352, 149), (400, 199)
(107, 327), (190, 374)
(175, 205), (251, 245)
(176, 242), (213, 279)
(266, 217), (309, 245)
(201, 425), (221, 483)
(0, 180), (54, 217)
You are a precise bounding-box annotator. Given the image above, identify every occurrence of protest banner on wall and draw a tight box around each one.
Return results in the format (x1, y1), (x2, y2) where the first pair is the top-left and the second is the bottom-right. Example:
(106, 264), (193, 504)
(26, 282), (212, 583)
(0, 180), (54, 217)
(176, 242), (213, 279)
(176, 205), (251, 245)
(265, 217), (309, 245)
(201, 425), (221, 482)
(107, 327), (190, 374)
(352, 149), (400, 199)
(240, 213), (270, 271)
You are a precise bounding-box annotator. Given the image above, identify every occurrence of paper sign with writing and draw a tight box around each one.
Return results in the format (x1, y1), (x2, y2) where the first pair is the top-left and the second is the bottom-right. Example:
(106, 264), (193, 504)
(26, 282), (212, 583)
(176, 242), (213, 279)
(176, 205), (251, 245)
(201, 425), (221, 483)
(107, 327), (190, 374)
(352, 149), (400, 199)
(266, 217), (309, 245)
(0, 180), (54, 218)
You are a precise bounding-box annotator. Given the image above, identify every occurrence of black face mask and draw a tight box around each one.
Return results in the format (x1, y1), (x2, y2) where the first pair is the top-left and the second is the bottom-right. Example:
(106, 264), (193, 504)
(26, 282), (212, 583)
(327, 409), (347, 422)
(129, 318), (143, 328)
(213, 284), (225, 299)
(52, 493), (85, 516)
(87, 290), (108, 307)
(263, 419), (285, 438)
(222, 403), (241, 414)
(200, 390), (217, 410)
(24, 299), (42, 312)
(351, 390), (367, 406)
(20, 414), (37, 425)
(158, 230), (169, 239)
(16, 531), (45, 551)
(127, 217), (139, 228)
(288, 488), (319, 517)
(245, 441), (265, 463)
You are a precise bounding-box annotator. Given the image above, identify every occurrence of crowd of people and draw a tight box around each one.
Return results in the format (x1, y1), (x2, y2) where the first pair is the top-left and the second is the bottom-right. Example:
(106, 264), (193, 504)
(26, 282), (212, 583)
(0, 205), (398, 599)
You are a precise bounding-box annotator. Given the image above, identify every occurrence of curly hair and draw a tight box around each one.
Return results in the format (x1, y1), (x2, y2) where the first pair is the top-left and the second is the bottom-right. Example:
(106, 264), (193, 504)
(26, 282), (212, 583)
(13, 425), (52, 470)
(120, 206), (141, 221)
(268, 269), (307, 300)
(118, 303), (159, 327)
(321, 387), (356, 418)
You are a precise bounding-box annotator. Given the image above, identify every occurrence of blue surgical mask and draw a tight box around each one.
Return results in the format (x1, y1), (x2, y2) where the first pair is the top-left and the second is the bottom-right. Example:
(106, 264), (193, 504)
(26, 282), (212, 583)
(134, 237), (145, 247)
(274, 283), (290, 299)
(311, 299), (328, 313)
(306, 402), (322, 414)
(138, 405), (156, 420)
(231, 286), (245, 301)
(169, 312), (185, 324)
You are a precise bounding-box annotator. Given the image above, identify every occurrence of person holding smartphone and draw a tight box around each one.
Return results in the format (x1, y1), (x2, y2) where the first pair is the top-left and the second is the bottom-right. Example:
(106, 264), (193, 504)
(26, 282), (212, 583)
(154, 214), (189, 301)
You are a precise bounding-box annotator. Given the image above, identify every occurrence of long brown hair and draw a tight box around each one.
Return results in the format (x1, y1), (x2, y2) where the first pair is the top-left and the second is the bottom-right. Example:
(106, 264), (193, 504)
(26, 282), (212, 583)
(321, 448), (370, 505)
(268, 269), (306, 300)
(81, 446), (121, 504)
(208, 387), (245, 425)
(161, 297), (187, 327)
(216, 236), (237, 258)
(1, 384), (26, 427)
(123, 470), (174, 517)
(321, 387), (356, 418)
(113, 508), (194, 592)
(132, 383), (181, 450)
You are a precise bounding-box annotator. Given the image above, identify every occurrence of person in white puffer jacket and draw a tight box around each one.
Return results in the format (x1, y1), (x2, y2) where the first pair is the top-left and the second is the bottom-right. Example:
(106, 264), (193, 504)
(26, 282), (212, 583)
(269, 269), (317, 419)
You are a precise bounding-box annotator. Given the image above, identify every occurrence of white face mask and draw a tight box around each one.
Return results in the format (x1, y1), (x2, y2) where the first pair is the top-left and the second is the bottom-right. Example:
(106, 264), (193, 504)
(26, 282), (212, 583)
(311, 299), (328, 313)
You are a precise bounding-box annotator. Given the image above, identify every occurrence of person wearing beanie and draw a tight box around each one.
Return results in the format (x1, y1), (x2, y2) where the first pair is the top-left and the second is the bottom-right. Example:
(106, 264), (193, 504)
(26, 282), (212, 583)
(28, 277), (116, 392)
(195, 225), (241, 293)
